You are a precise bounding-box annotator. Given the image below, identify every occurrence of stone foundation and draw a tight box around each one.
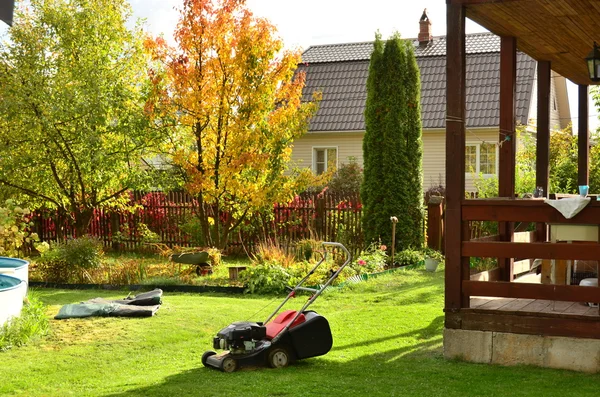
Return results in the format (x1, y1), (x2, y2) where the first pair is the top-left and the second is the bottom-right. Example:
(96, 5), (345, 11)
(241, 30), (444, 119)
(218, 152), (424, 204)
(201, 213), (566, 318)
(444, 328), (600, 373)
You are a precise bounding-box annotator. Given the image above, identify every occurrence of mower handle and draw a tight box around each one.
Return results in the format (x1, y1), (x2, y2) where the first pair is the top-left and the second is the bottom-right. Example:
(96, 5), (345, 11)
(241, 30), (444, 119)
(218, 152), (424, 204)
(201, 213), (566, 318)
(264, 242), (352, 341)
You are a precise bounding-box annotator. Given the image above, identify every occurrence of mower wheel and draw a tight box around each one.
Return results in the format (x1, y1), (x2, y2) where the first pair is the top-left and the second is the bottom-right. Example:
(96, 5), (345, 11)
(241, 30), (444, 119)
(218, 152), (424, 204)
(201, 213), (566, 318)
(202, 350), (216, 367)
(268, 348), (290, 368)
(221, 357), (237, 373)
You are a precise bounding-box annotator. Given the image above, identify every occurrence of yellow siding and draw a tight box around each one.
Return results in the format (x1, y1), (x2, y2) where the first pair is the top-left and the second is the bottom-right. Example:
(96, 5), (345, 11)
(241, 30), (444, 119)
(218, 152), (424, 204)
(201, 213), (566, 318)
(290, 132), (364, 170)
(422, 130), (446, 189)
(423, 128), (500, 192)
(291, 129), (500, 193)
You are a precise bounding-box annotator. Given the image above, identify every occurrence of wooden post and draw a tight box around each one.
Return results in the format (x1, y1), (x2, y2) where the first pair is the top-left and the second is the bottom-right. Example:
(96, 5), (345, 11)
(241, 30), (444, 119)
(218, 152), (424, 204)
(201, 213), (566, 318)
(445, 3), (468, 313)
(578, 85), (589, 186)
(498, 36), (517, 282)
(427, 196), (444, 252)
(315, 195), (325, 237)
(536, 60), (551, 243)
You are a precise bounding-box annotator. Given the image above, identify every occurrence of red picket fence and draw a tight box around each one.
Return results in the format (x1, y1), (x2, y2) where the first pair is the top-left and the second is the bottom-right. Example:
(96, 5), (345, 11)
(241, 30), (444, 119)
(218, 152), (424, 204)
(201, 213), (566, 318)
(33, 191), (364, 255)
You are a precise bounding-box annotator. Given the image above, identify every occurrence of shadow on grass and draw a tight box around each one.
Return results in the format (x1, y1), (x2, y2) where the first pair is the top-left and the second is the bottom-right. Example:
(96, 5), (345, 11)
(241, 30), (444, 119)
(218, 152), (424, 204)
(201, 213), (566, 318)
(104, 316), (445, 397)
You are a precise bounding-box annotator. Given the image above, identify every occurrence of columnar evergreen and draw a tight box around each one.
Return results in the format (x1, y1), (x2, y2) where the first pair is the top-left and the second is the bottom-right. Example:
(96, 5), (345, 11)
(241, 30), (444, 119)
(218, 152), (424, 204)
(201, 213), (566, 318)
(361, 33), (424, 251)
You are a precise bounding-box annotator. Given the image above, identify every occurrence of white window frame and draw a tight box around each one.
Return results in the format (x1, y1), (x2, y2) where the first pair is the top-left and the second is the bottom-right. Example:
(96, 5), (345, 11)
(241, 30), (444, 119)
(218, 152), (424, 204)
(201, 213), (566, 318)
(465, 142), (498, 178)
(312, 146), (338, 175)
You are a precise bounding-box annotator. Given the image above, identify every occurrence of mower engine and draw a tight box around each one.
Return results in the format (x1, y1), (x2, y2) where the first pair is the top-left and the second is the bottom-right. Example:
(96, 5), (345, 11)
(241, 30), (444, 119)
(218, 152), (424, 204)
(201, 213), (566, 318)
(213, 321), (267, 354)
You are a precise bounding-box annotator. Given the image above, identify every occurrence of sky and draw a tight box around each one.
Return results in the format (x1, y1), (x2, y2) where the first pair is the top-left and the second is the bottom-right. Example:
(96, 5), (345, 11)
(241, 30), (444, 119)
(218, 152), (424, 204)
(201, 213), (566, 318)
(129, 0), (484, 49)
(1, 0), (596, 131)
(129, 0), (596, 133)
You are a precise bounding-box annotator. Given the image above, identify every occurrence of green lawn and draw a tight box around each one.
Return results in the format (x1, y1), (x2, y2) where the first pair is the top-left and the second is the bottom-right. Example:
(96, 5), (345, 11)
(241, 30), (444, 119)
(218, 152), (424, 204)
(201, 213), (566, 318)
(2, 266), (600, 397)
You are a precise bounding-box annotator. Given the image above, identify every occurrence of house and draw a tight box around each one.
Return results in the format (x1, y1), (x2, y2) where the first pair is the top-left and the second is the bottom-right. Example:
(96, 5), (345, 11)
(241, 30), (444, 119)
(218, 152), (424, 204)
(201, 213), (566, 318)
(290, 11), (570, 192)
(445, 1), (600, 373)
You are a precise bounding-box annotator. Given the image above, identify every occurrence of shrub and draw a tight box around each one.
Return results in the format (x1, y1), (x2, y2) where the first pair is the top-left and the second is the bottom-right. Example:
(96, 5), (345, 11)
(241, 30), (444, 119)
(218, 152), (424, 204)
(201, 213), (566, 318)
(0, 200), (40, 257)
(239, 263), (292, 294)
(396, 248), (424, 266)
(327, 158), (363, 195)
(113, 222), (160, 247)
(37, 236), (104, 283)
(294, 239), (321, 262)
(424, 182), (445, 204)
(422, 247), (444, 262)
(352, 243), (388, 275)
(241, 252), (357, 294)
(0, 293), (49, 351)
(289, 258), (354, 287)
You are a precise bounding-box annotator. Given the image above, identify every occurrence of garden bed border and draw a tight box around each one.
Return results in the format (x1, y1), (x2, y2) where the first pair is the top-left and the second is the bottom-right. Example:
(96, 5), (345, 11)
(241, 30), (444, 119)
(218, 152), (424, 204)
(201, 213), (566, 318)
(29, 281), (245, 294)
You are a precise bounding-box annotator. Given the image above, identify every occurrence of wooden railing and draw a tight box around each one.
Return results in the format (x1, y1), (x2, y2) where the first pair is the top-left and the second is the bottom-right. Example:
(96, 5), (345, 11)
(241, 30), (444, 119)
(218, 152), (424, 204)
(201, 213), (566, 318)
(458, 198), (600, 306)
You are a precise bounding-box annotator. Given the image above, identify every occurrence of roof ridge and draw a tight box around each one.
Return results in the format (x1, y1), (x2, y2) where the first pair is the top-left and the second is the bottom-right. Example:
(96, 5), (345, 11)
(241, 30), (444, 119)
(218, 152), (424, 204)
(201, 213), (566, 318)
(302, 31), (496, 53)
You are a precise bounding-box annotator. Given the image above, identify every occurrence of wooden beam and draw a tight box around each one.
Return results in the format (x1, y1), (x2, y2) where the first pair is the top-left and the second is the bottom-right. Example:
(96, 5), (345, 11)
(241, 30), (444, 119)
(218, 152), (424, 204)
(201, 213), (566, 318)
(463, 280), (600, 303)
(446, 0), (520, 5)
(579, 85), (589, 186)
(535, 61), (551, 245)
(536, 61), (551, 195)
(455, 311), (600, 339)
(499, 36), (517, 199)
(445, 3), (468, 312)
(463, 241), (600, 261)
(498, 36), (517, 281)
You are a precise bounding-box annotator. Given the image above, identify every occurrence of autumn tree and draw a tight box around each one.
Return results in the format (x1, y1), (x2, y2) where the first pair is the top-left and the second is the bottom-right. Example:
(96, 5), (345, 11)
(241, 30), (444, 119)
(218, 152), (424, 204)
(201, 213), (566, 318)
(146, 0), (320, 249)
(362, 33), (424, 250)
(0, 0), (159, 237)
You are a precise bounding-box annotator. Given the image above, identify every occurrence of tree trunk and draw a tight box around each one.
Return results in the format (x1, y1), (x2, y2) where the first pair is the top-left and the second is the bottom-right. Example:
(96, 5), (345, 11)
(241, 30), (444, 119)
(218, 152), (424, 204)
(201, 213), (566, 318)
(73, 208), (93, 238)
(55, 208), (69, 241)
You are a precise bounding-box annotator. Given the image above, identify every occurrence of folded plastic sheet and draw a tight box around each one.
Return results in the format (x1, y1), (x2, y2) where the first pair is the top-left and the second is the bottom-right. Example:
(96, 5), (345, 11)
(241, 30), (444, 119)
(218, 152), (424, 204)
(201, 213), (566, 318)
(54, 289), (162, 320)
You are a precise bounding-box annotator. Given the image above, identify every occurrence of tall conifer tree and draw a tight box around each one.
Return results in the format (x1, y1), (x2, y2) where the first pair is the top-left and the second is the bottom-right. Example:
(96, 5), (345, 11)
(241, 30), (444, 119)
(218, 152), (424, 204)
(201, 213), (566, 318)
(362, 33), (423, 251)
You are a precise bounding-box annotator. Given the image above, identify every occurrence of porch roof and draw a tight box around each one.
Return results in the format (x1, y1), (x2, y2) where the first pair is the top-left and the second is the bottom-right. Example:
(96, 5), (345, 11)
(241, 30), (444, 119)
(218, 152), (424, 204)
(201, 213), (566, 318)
(454, 0), (600, 85)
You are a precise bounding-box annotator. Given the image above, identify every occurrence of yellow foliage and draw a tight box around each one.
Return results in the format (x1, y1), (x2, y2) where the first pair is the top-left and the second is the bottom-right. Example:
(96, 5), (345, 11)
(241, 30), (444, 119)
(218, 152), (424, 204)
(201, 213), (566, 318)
(144, 0), (320, 247)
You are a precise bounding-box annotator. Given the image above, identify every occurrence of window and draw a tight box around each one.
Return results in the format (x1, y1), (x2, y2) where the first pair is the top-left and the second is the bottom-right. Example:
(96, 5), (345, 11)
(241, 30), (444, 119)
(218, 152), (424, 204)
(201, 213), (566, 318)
(313, 147), (337, 175)
(465, 142), (497, 176)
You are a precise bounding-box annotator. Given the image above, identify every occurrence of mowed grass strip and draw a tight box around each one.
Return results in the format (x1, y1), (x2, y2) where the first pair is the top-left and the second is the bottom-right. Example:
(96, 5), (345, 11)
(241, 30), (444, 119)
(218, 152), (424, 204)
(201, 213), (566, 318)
(2, 266), (600, 396)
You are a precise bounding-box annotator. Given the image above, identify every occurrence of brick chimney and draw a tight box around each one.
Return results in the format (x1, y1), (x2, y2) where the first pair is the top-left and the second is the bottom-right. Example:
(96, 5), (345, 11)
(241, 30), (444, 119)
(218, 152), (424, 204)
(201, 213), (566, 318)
(418, 9), (432, 47)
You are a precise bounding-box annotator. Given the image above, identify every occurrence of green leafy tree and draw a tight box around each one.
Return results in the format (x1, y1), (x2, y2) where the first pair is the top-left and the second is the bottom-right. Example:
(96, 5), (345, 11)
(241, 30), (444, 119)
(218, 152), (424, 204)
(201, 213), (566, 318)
(0, 0), (158, 237)
(362, 32), (424, 250)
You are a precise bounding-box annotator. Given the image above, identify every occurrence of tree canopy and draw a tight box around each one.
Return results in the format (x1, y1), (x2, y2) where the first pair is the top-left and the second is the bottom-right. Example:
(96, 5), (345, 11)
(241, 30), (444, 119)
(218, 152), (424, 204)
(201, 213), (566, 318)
(145, 0), (320, 248)
(0, 0), (158, 236)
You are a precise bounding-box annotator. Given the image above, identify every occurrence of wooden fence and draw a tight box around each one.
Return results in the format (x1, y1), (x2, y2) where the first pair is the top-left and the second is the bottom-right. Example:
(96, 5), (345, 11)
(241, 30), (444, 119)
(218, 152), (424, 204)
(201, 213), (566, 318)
(34, 191), (364, 255)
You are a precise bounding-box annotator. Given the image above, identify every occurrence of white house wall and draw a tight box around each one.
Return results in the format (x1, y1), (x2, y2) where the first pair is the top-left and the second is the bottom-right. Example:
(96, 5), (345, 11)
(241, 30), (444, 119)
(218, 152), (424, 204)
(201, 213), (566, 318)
(527, 69), (569, 132)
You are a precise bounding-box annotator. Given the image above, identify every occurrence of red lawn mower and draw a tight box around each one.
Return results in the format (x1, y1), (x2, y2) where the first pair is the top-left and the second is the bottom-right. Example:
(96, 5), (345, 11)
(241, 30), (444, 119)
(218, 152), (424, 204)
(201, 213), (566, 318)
(202, 242), (351, 372)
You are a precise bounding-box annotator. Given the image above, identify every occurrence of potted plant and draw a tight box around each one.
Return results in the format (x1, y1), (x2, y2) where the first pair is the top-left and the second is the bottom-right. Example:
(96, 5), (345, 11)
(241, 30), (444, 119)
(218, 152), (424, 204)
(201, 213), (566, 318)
(423, 247), (444, 272)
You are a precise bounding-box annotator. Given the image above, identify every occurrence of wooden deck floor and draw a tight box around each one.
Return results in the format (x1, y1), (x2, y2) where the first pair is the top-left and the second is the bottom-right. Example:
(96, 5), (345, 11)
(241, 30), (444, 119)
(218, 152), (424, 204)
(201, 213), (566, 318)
(470, 297), (600, 317)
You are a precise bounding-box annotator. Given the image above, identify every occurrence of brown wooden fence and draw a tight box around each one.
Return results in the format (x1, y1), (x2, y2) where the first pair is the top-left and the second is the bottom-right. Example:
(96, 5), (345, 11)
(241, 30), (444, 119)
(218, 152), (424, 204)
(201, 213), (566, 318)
(33, 191), (364, 255)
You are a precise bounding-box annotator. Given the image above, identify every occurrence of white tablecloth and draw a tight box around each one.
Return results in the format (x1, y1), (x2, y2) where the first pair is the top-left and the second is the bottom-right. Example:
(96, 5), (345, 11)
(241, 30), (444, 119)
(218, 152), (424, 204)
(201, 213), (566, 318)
(544, 197), (591, 219)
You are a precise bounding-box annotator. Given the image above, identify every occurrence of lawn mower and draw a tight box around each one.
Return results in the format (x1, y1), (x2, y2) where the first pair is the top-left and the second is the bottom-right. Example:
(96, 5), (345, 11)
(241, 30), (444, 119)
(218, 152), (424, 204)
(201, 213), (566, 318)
(202, 242), (351, 372)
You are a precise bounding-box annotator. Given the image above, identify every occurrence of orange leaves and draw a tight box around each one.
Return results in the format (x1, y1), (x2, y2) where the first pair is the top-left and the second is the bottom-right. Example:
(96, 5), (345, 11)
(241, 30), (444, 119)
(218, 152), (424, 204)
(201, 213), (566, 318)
(148, 0), (320, 245)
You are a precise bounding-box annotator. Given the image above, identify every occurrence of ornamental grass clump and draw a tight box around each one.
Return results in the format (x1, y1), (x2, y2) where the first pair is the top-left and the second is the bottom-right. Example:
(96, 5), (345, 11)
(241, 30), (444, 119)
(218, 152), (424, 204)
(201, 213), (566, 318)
(0, 293), (49, 352)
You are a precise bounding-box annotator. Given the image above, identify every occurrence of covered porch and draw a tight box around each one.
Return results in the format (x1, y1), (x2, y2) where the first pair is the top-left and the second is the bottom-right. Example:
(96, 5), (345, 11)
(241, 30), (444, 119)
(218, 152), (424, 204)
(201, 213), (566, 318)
(445, 0), (600, 372)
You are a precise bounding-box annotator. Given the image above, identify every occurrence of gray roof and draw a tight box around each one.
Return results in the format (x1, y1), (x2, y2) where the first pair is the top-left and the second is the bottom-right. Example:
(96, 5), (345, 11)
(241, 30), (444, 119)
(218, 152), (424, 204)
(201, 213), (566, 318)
(299, 32), (536, 131)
